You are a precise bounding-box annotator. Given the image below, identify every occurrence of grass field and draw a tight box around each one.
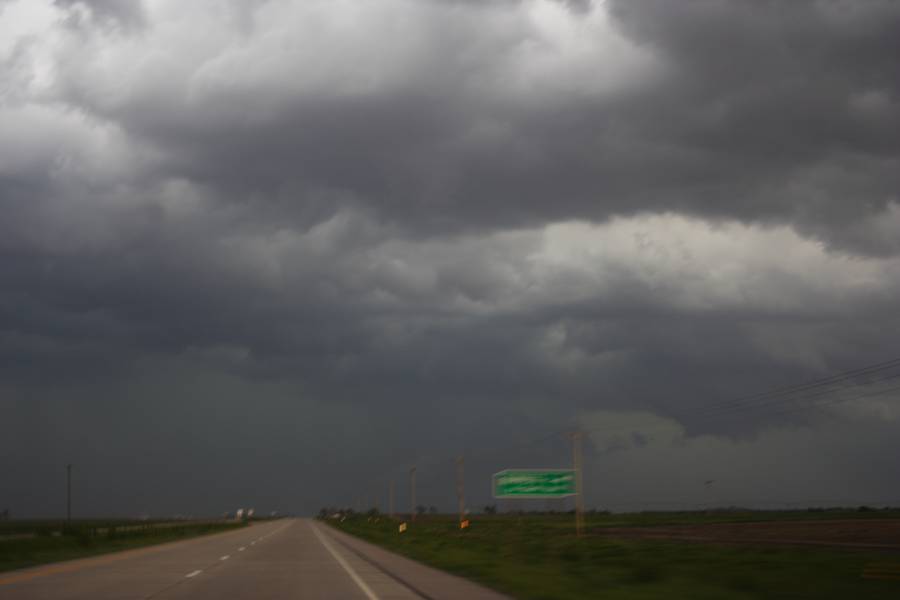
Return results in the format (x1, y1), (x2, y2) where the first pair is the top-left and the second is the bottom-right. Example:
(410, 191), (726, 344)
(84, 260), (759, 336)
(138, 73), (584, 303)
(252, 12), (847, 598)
(326, 511), (900, 599)
(0, 519), (247, 573)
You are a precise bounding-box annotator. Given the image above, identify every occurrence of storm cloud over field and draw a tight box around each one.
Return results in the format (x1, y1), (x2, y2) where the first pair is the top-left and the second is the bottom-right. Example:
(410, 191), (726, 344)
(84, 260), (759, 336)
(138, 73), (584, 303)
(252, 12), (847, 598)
(2, 0), (899, 517)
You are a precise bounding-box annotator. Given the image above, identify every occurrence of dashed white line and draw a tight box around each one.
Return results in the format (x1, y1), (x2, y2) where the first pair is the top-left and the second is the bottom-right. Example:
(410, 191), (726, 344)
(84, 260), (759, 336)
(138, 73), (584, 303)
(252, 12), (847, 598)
(238, 546), (246, 551)
(185, 570), (202, 578)
(220, 555), (230, 561)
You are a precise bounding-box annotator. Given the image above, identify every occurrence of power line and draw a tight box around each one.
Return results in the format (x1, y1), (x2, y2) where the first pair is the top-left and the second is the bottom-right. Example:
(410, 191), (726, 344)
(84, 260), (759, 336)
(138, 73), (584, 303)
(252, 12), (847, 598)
(579, 376), (900, 436)
(356, 354), (900, 511)
(682, 369), (900, 422)
(687, 356), (900, 416)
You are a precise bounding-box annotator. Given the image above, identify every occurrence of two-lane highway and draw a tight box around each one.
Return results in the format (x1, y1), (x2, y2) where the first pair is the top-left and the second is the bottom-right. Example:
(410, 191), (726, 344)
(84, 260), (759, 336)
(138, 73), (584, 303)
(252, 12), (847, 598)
(0, 519), (508, 599)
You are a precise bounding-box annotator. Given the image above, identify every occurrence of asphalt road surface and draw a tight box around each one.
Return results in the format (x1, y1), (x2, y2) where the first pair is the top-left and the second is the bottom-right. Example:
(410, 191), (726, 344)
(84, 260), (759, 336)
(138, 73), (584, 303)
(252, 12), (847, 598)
(0, 518), (509, 599)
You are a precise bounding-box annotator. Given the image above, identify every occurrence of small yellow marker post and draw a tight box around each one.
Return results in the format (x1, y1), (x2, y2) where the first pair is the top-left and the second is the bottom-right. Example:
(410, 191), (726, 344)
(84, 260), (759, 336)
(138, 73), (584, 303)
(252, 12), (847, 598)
(399, 522), (407, 533)
(460, 519), (470, 529)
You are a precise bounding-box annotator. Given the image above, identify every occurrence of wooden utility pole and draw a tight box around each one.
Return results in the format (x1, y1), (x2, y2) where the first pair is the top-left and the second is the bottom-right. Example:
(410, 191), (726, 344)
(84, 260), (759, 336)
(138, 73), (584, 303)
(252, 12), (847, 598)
(410, 466), (417, 521)
(66, 464), (72, 524)
(456, 455), (465, 525)
(571, 431), (585, 537)
(389, 480), (395, 519)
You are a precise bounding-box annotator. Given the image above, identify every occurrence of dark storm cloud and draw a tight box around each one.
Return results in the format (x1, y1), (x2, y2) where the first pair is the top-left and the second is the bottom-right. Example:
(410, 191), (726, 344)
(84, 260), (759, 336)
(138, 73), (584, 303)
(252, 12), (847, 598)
(606, 0), (900, 253)
(2, 0), (900, 517)
(36, 0), (900, 250)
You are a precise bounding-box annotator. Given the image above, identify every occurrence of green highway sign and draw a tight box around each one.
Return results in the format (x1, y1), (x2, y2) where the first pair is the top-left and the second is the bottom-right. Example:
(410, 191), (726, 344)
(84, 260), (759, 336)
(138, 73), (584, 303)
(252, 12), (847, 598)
(492, 469), (576, 498)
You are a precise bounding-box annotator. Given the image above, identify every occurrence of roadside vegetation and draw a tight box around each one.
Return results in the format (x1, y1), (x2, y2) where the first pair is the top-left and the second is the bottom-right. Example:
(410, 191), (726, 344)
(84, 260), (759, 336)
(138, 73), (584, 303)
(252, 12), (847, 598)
(0, 519), (248, 573)
(324, 510), (900, 599)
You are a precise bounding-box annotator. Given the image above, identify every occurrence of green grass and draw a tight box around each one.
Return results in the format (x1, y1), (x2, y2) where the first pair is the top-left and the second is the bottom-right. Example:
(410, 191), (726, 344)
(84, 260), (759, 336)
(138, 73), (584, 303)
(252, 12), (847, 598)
(0, 520), (248, 573)
(326, 513), (900, 600)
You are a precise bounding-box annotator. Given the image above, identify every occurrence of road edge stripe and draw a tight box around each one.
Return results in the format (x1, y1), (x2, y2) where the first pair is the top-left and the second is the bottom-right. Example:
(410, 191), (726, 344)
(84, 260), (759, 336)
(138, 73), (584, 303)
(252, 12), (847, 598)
(310, 522), (380, 600)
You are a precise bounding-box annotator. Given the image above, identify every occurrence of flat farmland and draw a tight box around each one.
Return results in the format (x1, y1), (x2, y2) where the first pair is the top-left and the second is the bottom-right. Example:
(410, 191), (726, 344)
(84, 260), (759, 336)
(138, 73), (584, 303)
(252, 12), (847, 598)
(327, 511), (900, 599)
(598, 518), (900, 549)
(0, 519), (248, 573)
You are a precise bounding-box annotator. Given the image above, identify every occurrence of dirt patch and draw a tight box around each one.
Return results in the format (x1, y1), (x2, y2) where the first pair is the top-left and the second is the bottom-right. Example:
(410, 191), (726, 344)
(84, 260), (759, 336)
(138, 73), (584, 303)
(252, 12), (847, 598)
(597, 519), (900, 550)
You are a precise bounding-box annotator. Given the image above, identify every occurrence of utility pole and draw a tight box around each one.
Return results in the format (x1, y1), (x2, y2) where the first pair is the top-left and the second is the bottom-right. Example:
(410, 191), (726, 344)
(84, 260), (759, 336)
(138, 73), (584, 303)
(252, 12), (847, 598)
(389, 480), (395, 519)
(570, 431), (584, 537)
(409, 466), (417, 521)
(66, 464), (72, 524)
(456, 455), (465, 525)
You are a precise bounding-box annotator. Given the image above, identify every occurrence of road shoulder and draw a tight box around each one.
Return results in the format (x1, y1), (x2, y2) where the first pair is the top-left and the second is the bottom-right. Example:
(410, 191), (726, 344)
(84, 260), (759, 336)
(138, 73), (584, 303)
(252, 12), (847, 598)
(321, 522), (511, 600)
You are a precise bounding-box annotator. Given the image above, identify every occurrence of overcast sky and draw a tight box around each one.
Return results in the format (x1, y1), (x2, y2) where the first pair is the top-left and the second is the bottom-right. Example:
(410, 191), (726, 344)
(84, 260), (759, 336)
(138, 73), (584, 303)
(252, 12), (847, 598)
(2, 0), (900, 518)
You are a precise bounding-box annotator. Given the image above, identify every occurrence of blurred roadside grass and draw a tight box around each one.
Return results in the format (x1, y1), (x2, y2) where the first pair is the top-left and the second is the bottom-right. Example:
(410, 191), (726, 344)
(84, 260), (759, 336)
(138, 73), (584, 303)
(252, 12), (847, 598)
(327, 512), (900, 600)
(0, 520), (246, 573)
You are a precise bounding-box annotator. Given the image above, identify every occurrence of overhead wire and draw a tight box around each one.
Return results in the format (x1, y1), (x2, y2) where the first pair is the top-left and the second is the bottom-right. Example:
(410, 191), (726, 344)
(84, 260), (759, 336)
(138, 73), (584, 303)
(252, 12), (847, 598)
(354, 355), (900, 509)
(683, 356), (900, 417)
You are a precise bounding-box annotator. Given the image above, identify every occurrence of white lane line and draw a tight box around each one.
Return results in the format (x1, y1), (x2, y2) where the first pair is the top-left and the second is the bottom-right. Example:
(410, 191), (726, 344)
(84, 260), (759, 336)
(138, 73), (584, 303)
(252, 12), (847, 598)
(309, 522), (380, 600)
(220, 555), (230, 561)
(247, 522), (289, 547)
(238, 547), (246, 551)
(185, 570), (202, 578)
